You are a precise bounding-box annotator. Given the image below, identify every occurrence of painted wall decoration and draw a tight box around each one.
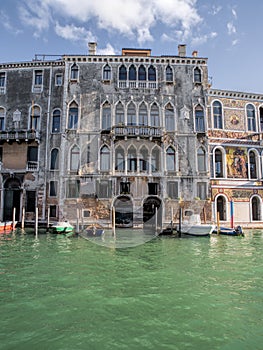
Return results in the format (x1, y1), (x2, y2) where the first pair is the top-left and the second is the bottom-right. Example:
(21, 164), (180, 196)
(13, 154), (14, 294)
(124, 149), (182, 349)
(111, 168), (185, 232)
(226, 147), (247, 178)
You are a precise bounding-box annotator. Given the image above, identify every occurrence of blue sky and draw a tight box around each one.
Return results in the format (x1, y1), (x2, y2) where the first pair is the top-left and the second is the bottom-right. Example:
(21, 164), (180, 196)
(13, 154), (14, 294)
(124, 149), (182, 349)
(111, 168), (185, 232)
(1, 0), (263, 93)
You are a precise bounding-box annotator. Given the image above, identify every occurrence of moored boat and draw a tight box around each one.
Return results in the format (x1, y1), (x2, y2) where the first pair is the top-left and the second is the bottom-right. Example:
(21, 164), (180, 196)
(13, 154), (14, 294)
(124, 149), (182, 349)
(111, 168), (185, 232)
(0, 221), (17, 232)
(85, 225), (104, 237)
(213, 225), (243, 236)
(176, 213), (215, 237)
(51, 221), (74, 234)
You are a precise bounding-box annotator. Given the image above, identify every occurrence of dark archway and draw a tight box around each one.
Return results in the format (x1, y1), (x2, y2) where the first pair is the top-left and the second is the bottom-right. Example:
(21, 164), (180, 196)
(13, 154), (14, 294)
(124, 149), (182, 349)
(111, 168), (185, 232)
(114, 196), (133, 228)
(252, 196), (261, 221)
(143, 196), (162, 231)
(3, 177), (21, 221)
(216, 195), (226, 221)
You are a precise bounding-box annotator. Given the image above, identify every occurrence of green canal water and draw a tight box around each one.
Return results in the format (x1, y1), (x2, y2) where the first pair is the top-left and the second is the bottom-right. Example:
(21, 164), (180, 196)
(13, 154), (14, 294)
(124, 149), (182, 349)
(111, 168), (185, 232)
(0, 229), (263, 350)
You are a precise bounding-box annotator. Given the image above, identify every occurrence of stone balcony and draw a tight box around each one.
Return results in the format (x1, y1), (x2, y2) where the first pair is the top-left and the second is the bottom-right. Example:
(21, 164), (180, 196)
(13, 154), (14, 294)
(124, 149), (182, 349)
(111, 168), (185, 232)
(111, 125), (162, 139)
(0, 130), (40, 143)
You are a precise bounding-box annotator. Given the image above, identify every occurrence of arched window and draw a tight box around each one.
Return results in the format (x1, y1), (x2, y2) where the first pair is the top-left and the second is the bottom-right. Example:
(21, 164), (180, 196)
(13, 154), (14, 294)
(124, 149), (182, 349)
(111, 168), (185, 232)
(260, 106), (263, 131)
(213, 101), (223, 129)
(139, 102), (148, 126)
(50, 148), (59, 170)
(148, 65), (156, 81)
(30, 105), (40, 130)
(115, 147), (125, 171)
(251, 196), (261, 221)
(214, 149), (224, 178)
(103, 64), (111, 80)
(70, 145), (80, 171)
(119, 65), (127, 80)
(52, 109), (61, 133)
(115, 102), (124, 125)
(194, 67), (201, 83)
(247, 104), (256, 131)
(139, 146), (148, 172)
(0, 107), (5, 131)
(102, 102), (111, 130)
(100, 145), (110, 171)
(151, 147), (160, 172)
(195, 105), (205, 132)
(165, 103), (175, 131)
(70, 63), (79, 80)
(166, 66), (173, 82)
(68, 102), (78, 129)
(128, 146), (137, 172)
(166, 146), (176, 171)
(129, 65), (136, 81)
(127, 102), (136, 126)
(197, 147), (206, 172)
(150, 103), (159, 127)
(249, 151), (257, 179)
(138, 65), (146, 81)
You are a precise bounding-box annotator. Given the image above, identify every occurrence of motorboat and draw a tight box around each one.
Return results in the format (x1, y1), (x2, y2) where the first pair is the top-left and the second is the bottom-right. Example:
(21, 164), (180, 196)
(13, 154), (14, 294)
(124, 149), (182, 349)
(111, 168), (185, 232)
(51, 221), (74, 234)
(0, 221), (17, 232)
(177, 214), (216, 237)
(212, 225), (243, 236)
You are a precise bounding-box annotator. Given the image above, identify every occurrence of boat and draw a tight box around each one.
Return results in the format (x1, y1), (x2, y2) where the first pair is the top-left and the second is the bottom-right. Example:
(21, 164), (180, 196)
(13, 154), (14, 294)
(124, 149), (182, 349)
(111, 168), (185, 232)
(176, 213), (216, 237)
(51, 221), (74, 234)
(85, 225), (104, 237)
(0, 221), (17, 232)
(212, 225), (243, 236)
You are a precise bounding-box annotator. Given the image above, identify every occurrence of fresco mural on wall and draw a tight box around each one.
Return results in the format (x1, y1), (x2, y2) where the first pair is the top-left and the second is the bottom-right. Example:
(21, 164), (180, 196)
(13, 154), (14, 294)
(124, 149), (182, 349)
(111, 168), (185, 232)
(226, 147), (247, 178)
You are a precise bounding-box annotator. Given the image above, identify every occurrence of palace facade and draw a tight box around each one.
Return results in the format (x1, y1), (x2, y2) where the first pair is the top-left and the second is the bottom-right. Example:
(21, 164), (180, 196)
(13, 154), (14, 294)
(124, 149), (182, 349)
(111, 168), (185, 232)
(0, 43), (262, 229)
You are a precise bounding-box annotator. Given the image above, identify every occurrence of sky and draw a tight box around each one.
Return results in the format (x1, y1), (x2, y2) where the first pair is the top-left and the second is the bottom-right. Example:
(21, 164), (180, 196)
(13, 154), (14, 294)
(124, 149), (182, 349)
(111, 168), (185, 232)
(1, 0), (263, 94)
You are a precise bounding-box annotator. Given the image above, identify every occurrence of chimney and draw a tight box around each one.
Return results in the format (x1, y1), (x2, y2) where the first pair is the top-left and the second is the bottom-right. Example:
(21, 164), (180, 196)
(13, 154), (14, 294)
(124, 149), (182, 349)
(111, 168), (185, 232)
(192, 50), (198, 57)
(178, 44), (186, 57)
(88, 42), (97, 55)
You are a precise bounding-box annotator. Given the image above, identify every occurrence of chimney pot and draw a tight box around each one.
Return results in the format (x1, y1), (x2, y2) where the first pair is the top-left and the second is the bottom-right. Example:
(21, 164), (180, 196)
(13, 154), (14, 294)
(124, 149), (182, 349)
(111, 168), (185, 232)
(178, 44), (186, 57)
(88, 42), (97, 55)
(192, 50), (198, 57)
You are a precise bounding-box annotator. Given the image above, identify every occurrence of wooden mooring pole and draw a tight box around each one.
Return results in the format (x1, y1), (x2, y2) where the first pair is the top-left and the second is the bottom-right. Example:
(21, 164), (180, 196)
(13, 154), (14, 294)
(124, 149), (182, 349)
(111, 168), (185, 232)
(35, 207), (38, 236)
(12, 207), (16, 231)
(21, 207), (25, 230)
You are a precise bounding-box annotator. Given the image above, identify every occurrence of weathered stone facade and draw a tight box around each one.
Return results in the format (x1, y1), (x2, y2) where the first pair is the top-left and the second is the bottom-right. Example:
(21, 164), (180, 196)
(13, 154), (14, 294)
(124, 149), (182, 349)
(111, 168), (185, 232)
(1, 44), (261, 229)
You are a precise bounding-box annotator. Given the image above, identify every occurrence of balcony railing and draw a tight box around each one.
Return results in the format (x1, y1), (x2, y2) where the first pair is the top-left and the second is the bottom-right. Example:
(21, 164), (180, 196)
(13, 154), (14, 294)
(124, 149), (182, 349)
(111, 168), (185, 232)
(118, 81), (157, 89)
(112, 125), (162, 138)
(26, 161), (39, 171)
(0, 130), (40, 142)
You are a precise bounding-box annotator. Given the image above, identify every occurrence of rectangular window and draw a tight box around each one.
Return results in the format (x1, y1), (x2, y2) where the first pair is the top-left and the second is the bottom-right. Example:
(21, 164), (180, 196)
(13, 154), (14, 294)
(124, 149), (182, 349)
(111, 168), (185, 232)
(96, 180), (112, 198)
(167, 182), (178, 199)
(49, 181), (58, 197)
(34, 70), (43, 85)
(55, 73), (63, 86)
(148, 183), (158, 195)
(0, 72), (6, 87)
(82, 209), (91, 218)
(50, 205), (57, 218)
(120, 182), (130, 194)
(27, 146), (38, 162)
(26, 191), (36, 212)
(66, 180), (80, 198)
(197, 182), (207, 200)
(0, 147), (2, 162)
(68, 108), (78, 129)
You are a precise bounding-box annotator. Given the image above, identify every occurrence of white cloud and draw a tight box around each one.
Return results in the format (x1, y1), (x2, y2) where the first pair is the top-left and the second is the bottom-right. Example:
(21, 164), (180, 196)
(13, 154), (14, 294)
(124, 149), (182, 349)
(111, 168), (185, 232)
(191, 32), (217, 46)
(55, 23), (95, 43)
(19, 0), (202, 44)
(232, 8), (237, 20)
(210, 5), (222, 15)
(0, 10), (22, 35)
(18, 0), (51, 37)
(227, 22), (236, 35)
(97, 44), (116, 55)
